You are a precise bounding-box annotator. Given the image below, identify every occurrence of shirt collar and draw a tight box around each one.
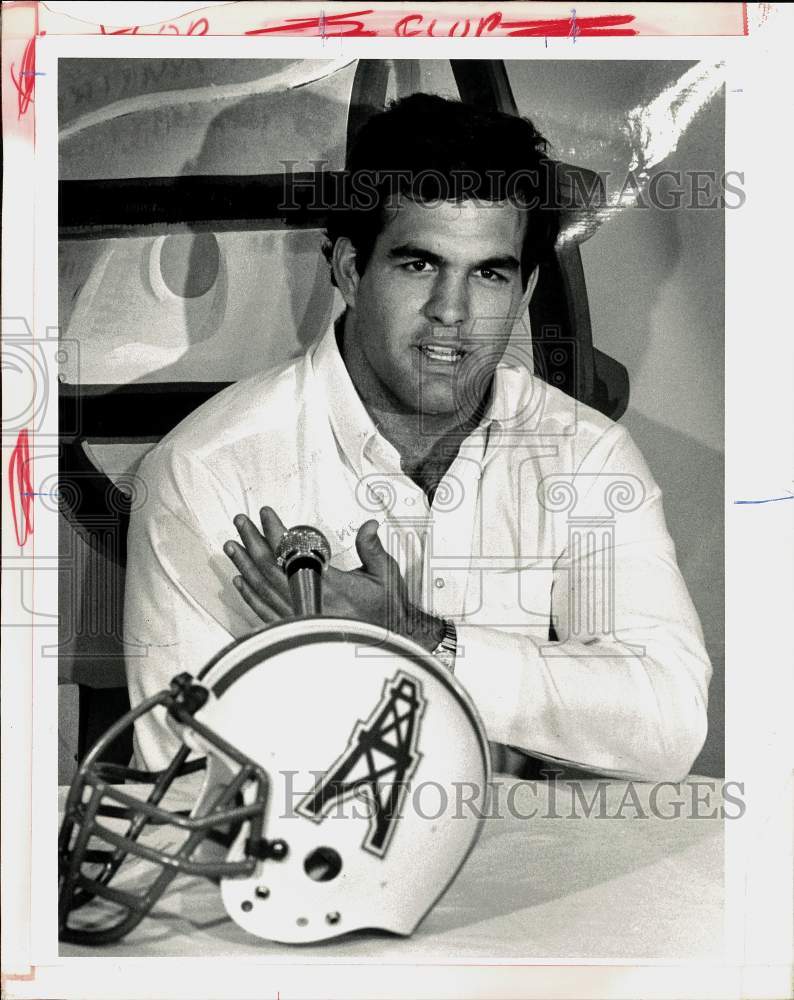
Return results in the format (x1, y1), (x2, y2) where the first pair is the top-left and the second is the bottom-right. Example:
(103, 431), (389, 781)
(310, 314), (535, 473)
(483, 360), (536, 431)
(310, 315), (384, 476)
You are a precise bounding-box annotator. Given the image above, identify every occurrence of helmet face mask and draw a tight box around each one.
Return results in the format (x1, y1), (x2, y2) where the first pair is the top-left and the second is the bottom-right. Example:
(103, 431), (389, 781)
(59, 620), (491, 947)
(58, 674), (270, 946)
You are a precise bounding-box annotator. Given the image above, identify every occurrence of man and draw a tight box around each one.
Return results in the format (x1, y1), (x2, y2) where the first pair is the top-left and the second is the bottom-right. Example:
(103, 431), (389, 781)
(124, 94), (711, 779)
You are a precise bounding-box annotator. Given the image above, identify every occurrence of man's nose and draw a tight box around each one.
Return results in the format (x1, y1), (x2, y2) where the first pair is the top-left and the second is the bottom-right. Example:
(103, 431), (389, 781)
(424, 273), (470, 329)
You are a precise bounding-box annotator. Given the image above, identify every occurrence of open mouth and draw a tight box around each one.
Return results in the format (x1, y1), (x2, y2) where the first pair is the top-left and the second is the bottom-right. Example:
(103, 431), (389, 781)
(418, 344), (466, 364)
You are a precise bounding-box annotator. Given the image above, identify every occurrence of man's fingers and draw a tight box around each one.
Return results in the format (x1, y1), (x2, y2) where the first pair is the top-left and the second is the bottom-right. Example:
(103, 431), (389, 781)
(232, 575), (282, 623)
(233, 514), (275, 566)
(224, 541), (292, 614)
(355, 519), (395, 579)
(260, 506), (288, 551)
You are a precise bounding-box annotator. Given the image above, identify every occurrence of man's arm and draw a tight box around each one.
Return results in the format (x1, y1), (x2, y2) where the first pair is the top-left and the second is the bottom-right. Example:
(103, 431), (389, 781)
(124, 444), (263, 771)
(455, 425), (712, 782)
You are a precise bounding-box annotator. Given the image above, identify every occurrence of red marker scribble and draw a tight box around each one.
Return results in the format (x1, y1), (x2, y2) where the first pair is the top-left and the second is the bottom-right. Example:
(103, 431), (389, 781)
(247, 8), (634, 38)
(9, 35), (36, 119)
(100, 16), (207, 35)
(483, 12), (636, 37)
(9, 428), (34, 547)
(187, 17), (210, 35)
(99, 23), (140, 34)
(246, 8), (377, 37)
(158, 17), (210, 35)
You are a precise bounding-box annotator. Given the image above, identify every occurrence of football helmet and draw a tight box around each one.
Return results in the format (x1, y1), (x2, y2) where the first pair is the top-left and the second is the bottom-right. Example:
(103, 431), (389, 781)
(59, 617), (491, 945)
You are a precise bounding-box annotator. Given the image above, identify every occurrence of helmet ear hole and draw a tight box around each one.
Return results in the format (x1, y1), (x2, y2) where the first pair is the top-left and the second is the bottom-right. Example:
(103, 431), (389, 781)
(303, 846), (343, 882)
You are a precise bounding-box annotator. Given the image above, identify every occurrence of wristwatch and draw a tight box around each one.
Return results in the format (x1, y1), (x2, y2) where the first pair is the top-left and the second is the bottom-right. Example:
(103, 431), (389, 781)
(431, 619), (457, 673)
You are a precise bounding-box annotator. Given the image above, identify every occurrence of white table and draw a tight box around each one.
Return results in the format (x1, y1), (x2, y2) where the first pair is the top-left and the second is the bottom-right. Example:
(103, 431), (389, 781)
(59, 775), (723, 959)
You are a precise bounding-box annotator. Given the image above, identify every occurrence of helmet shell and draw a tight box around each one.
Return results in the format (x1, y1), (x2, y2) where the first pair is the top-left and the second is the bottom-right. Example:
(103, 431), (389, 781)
(189, 618), (491, 944)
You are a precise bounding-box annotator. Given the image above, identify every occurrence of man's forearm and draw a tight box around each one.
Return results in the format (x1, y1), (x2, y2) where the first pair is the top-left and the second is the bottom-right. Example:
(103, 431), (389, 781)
(454, 624), (709, 782)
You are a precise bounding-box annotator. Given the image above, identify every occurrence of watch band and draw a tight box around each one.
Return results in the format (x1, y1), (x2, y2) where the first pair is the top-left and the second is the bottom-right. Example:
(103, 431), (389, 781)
(431, 619), (457, 673)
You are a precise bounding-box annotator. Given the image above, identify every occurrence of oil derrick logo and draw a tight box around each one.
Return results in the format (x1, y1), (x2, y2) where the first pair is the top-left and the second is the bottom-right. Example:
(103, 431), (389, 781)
(297, 671), (427, 857)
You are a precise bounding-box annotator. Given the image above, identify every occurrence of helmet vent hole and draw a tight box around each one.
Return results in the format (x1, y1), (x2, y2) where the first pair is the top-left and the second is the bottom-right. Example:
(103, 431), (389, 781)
(303, 846), (342, 882)
(296, 917), (308, 927)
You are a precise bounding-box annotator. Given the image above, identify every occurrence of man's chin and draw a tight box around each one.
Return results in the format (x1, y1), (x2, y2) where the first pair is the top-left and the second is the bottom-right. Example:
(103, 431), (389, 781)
(417, 373), (494, 422)
(413, 388), (468, 421)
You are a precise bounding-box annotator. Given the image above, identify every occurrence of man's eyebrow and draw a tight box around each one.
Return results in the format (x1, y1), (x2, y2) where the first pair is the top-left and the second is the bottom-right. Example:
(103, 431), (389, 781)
(387, 244), (520, 271)
(476, 254), (521, 271)
(387, 244), (444, 265)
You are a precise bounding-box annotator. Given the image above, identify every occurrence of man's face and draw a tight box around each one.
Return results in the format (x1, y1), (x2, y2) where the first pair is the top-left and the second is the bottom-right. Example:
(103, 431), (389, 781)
(341, 196), (530, 418)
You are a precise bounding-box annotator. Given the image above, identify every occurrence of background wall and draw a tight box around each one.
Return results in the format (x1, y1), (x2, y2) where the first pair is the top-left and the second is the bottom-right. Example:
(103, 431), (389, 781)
(58, 59), (724, 779)
(508, 61), (724, 776)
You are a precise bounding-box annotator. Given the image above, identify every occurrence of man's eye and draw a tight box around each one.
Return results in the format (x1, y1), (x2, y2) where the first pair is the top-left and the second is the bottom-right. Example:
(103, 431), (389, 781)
(479, 268), (507, 283)
(405, 260), (432, 273)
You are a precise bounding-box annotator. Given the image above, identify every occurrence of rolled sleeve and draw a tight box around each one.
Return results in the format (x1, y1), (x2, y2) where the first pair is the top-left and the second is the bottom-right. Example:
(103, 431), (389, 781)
(454, 424), (711, 782)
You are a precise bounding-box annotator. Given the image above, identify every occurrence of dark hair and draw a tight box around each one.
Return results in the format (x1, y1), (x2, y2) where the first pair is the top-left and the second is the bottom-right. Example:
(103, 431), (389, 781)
(322, 92), (560, 289)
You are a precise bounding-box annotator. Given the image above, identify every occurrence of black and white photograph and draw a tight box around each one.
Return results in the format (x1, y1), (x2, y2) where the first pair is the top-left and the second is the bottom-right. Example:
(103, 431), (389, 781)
(2, 4), (793, 999)
(56, 51), (725, 951)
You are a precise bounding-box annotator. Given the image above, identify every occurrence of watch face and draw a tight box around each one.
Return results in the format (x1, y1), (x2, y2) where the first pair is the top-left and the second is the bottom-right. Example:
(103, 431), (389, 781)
(434, 642), (456, 673)
(434, 648), (455, 672)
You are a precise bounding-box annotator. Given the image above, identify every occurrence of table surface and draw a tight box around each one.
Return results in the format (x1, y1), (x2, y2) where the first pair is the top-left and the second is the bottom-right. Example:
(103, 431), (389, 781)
(59, 775), (724, 960)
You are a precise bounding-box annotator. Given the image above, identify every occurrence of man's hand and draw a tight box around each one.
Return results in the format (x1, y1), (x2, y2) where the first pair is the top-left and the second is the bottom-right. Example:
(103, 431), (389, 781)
(224, 507), (445, 653)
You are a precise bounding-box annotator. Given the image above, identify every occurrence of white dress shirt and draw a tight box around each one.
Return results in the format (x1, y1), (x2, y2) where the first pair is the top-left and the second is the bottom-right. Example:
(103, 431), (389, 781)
(124, 321), (711, 779)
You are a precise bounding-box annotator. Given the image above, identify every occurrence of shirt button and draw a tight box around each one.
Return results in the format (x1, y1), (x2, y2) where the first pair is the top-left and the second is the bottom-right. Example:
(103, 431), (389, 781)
(434, 577), (445, 589)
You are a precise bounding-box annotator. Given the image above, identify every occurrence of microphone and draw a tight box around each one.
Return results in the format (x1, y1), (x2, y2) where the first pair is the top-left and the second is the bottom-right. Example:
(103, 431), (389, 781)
(274, 525), (332, 616)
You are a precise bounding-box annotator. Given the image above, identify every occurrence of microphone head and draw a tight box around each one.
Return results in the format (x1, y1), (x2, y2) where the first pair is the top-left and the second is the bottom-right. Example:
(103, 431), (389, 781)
(275, 525), (332, 575)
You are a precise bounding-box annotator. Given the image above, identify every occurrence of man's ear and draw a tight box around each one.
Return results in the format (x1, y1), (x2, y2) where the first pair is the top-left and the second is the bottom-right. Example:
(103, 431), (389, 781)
(332, 238), (361, 310)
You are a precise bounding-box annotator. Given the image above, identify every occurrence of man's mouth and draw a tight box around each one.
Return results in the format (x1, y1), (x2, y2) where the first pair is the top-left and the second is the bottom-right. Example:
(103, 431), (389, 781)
(418, 344), (466, 364)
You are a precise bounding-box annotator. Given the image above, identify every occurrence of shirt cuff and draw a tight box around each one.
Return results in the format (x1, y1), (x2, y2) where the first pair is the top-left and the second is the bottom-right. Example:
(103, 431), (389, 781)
(452, 625), (544, 748)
